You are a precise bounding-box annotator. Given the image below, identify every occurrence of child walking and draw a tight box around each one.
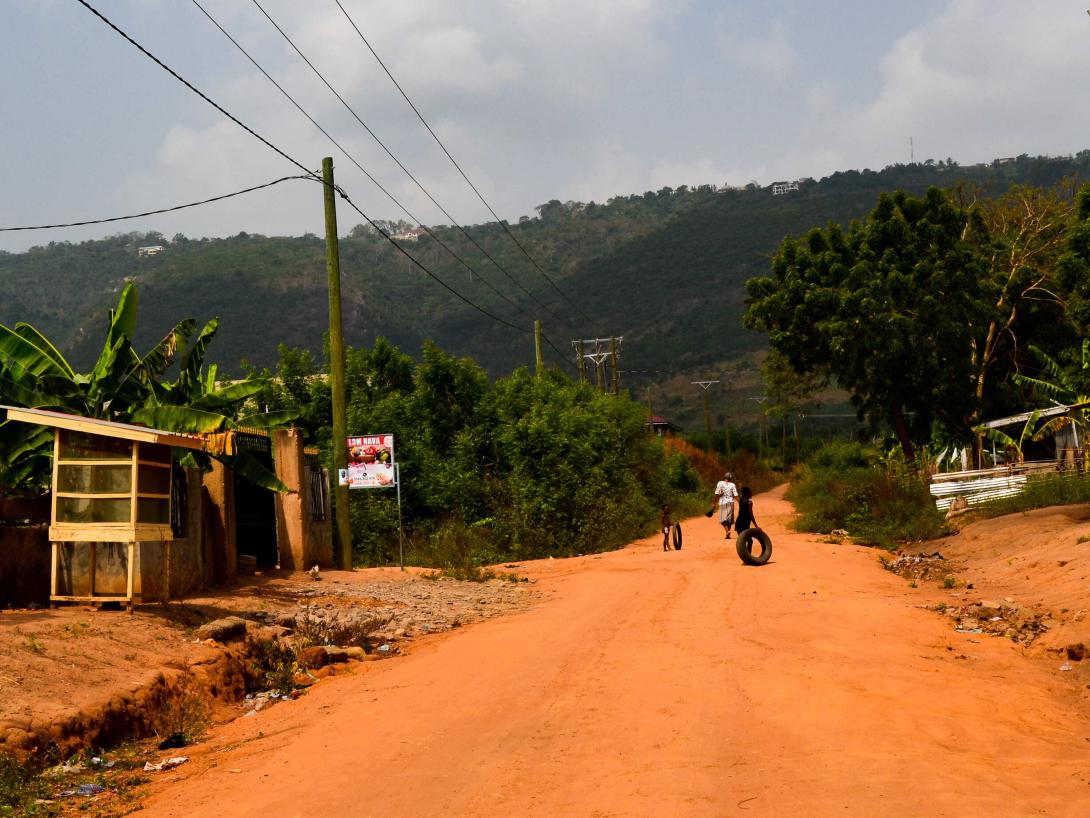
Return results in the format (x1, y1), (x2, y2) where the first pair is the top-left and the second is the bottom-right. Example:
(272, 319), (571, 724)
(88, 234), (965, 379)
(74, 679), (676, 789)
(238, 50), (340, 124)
(734, 487), (757, 535)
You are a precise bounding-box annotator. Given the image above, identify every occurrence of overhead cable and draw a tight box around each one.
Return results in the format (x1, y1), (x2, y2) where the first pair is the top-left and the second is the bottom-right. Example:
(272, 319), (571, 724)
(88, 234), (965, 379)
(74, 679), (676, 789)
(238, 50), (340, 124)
(0, 175), (312, 232)
(73, 0), (316, 181)
(333, 0), (591, 324)
(70, 0), (566, 355)
(189, 0), (530, 323)
(249, 0), (574, 331)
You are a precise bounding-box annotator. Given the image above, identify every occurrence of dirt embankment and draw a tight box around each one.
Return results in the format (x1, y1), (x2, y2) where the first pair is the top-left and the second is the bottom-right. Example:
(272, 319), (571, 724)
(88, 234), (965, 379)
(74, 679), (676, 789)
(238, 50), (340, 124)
(893, 503), (1090, 669)
(1, 569), (537, 757)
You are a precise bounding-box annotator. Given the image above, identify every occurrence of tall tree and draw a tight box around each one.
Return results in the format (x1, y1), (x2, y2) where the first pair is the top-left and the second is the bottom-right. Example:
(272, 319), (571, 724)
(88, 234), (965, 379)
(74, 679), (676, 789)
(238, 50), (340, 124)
(745, 187), (991, 464)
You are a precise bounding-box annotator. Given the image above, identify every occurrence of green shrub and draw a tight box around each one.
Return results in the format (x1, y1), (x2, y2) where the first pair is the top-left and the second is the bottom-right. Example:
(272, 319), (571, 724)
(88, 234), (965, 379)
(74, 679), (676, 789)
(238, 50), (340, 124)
(664, 451), (701, 493)
(807, 441), (875, 470)
(787, 464), (947, 549)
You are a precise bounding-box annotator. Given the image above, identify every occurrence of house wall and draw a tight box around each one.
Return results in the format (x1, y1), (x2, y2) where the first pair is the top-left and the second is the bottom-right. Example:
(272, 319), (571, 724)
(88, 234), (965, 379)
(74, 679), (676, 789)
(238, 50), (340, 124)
(0, 525), (50, 607)
(202, 460), (237, 585)
(273, 428), (333, 571)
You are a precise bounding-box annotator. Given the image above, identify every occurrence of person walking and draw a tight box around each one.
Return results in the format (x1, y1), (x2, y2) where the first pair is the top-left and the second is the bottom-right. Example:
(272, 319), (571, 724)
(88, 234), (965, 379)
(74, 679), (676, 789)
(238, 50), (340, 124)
(734, 486), (757, 535)
(713, 471), (739, 539)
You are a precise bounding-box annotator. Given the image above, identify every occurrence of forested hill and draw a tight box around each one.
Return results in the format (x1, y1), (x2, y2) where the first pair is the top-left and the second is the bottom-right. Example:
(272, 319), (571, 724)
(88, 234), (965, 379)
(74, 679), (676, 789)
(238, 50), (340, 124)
(2, 151), (1088, 426)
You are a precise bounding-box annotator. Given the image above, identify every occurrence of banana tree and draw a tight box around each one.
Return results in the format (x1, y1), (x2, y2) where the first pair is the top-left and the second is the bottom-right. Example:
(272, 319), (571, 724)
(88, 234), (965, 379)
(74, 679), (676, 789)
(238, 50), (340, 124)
(974, 410), (1052, 464)
(1011, 341), (1090, 449)
(0, 283), (295, 494)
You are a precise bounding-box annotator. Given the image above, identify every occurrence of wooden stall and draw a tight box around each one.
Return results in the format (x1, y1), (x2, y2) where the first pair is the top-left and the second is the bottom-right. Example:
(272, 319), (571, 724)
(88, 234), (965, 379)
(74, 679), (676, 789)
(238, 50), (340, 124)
(3, 407), (204, 611)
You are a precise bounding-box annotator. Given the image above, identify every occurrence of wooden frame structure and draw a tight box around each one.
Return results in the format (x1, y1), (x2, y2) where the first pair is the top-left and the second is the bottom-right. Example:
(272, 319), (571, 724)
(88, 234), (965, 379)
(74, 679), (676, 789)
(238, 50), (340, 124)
(3, 407), (204, 611)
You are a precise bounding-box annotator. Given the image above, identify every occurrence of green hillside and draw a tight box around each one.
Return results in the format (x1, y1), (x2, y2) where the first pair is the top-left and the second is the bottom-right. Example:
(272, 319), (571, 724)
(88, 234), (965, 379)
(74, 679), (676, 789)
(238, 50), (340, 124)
(2, 151), (1088, 430)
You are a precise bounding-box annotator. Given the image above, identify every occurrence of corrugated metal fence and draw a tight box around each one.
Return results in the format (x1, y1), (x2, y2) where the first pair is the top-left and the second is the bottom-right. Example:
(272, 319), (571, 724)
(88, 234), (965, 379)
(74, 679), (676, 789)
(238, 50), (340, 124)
(929, 449), (1089, 510)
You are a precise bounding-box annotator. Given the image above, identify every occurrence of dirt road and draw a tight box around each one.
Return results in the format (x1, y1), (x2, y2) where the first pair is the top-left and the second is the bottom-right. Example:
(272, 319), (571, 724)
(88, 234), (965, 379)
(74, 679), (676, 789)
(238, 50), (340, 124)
(134, 487), (1090, 817)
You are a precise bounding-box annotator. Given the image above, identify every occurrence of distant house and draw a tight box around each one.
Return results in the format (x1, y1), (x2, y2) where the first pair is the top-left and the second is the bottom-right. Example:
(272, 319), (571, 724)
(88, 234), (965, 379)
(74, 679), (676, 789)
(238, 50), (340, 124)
(994, 157), (1017, 166)
(646, 414), (682, 437)
(772, 181), (799, 196)
(392, 227), (427, 242)
(137, 245), (164, 257)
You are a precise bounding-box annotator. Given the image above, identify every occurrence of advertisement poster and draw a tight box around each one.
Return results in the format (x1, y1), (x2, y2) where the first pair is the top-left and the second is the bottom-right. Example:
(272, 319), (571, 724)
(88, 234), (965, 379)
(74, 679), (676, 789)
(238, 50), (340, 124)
(344, 434), (396, 488)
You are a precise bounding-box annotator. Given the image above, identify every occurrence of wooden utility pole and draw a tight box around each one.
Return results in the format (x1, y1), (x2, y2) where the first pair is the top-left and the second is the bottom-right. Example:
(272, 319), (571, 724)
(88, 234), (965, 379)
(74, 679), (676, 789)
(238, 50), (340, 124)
(534, 320), (544, 375)
(322, 157), (352, 570)
(692, 380), (719, 454)
(576, 340), (587, 384)
(610, 337), (619, 394)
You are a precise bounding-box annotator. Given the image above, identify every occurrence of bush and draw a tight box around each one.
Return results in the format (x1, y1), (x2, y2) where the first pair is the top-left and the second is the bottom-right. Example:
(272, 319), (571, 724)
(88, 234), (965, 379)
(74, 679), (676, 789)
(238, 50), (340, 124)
(664, 451), (700, 493)
(807, 441), (875, 470)
(787, 465), (947, 549)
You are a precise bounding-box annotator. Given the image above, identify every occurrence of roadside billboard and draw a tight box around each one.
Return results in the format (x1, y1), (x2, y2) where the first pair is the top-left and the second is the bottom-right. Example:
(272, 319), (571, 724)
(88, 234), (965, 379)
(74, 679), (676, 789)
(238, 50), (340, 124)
(344, 434), (396, 488)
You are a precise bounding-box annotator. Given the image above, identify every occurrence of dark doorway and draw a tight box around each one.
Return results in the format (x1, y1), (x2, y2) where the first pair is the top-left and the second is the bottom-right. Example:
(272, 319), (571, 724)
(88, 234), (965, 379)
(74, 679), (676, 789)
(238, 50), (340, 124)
(233, 431), (279, 569)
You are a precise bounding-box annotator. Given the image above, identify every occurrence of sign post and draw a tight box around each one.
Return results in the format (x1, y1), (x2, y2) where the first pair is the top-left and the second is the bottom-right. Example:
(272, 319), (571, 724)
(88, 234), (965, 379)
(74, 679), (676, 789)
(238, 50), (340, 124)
(342, 434), (404, 570)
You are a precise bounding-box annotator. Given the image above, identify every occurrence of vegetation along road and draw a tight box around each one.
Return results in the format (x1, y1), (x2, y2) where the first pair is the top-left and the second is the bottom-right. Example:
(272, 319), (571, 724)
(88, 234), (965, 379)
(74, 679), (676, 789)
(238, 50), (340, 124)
(132, 486), (1090, 818)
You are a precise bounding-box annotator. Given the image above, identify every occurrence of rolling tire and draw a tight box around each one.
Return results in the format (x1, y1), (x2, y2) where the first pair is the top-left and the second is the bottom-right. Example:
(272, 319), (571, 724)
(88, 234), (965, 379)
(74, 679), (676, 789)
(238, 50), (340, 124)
(736, 527), (772, 566)
(672, 522), (683, 550)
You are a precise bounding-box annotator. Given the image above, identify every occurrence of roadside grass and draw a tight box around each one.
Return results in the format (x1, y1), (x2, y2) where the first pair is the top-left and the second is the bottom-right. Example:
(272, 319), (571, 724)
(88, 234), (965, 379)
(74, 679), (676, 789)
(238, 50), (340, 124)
(1, 751), (51, 817)
(1, 742), (151, 818)
(972, 472), (1090, 519)
(154, 672), (211, 748)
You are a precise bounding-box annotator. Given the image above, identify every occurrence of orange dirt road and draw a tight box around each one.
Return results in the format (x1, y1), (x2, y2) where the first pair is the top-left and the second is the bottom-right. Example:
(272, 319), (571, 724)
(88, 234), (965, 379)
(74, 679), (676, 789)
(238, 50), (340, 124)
(134, 487), (1090, 817)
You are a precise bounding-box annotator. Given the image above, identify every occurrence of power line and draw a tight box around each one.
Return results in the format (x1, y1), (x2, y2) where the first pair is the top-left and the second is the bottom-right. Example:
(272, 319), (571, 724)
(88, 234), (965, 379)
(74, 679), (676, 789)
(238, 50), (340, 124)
(334, 0), (591, 324)
(70, 0), (571, 363)
(0, 174), (312, 232)
(73, 0), (315, 181)
(188, 0), (531, 325)
(249, 0), (574, 331)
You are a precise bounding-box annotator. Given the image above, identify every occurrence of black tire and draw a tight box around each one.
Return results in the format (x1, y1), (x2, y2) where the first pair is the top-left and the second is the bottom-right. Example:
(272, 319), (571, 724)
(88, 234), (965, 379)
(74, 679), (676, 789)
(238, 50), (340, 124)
(736, 527), (772, 566)
(672, 522), (683, 550)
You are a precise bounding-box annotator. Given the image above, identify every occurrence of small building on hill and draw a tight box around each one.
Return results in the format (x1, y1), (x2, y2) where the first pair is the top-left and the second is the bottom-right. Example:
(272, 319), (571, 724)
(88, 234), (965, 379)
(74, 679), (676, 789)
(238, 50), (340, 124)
(646, 415), (682, 437)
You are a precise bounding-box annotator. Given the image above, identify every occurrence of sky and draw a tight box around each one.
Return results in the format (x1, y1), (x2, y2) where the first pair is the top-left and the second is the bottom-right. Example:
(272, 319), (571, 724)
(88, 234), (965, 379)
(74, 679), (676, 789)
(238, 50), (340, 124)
(2, 0), (1089, 252)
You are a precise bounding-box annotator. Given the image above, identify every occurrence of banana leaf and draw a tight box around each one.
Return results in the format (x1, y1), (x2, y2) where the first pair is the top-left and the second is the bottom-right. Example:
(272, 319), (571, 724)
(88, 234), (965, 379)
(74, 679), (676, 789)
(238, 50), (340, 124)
(224, 449), (292, 493)
(107, 283), (139, 350)
(127, 318), (197, 386)
(0, 421), (54, 463)
(13, 323), (75, 379)
(0, 370), (55, 408)
(174, 318), (220, 400)
(131, 405), (230, 434)
(233, 410), (299, 430)
(192, 379), (269, 409)
(0, 324), (69, 378)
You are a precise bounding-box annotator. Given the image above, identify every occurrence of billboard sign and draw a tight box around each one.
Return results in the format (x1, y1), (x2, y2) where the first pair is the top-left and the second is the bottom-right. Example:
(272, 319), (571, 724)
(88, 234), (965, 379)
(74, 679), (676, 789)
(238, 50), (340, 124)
(345, 434), (396, 488)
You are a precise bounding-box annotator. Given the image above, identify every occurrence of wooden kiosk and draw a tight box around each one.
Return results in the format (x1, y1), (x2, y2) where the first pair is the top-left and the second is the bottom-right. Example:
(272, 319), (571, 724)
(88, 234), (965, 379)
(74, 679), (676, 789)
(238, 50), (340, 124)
(3, 407), (204, 611)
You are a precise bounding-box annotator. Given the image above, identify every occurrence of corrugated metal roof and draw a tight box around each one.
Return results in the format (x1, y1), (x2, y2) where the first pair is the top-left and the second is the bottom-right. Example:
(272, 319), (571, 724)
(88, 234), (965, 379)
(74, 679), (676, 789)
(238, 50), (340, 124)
(979, 402), (1090, 430)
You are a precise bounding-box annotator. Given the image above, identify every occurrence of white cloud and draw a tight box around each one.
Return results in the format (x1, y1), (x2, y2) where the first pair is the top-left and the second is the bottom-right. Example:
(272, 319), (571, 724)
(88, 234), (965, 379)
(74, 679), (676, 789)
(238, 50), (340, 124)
(796, 0), (1090, 174)
(714, 14), (797, 83)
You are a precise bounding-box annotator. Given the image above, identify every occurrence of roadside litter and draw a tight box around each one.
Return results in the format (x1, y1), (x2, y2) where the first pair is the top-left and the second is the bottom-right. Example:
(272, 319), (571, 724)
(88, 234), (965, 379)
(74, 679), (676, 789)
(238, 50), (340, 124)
(60, 783), (105, 797)
(144, 756), (189, 772)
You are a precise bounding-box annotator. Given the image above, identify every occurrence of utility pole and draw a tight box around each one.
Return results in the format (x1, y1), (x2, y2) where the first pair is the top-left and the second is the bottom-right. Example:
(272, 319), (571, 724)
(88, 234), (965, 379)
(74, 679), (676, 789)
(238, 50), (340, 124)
(533, 320), (544, 375)
(322, 157), (352, 571)
(749, 396), (767, 461)
(572, 337), (622, 393)
(610, 337), (619, 395)
(692, 380), (719, 454)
